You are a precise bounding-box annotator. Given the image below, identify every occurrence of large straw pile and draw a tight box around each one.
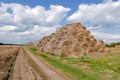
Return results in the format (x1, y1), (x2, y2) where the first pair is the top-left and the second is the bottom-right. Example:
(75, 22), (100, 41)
(35, 22), (109, 57)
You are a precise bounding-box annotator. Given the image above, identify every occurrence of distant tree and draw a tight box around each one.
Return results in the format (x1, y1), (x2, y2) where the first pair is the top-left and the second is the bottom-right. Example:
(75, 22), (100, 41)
(0, 43), (3, 45)
(106, 42), (120, 47)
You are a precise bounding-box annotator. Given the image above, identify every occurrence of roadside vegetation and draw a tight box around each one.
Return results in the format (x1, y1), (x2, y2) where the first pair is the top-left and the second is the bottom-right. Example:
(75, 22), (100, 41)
(28, 47), (120, 80)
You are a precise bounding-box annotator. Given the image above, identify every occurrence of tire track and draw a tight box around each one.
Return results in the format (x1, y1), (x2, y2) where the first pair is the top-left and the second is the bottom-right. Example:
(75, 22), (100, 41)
(9, 47), (67, 80)
(24, 48), (67, 80)
(10, 48), (42, 80)
(6, 47), (20, 80)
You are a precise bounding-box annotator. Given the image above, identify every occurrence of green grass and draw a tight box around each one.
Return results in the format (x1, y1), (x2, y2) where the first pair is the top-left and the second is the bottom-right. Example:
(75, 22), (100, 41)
(58, 54), (120, 80)
(27, 47), (97, 80)
(27, 47), (120, 80)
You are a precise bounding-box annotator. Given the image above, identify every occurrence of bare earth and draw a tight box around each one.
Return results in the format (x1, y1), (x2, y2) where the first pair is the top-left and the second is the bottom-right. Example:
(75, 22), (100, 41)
(0, 46), (19, 80)
(9, 47), (67, 80)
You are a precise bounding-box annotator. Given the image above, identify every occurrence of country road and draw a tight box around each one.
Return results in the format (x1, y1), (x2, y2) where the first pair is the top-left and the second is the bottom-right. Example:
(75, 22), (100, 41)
(9, 47), (67, 80)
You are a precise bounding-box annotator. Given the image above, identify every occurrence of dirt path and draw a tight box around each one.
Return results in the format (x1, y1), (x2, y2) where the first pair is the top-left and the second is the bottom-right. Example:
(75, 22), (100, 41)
(24, 48), (67, 80)
(10, 47), (67, 80)
(10, 48), (42, 80)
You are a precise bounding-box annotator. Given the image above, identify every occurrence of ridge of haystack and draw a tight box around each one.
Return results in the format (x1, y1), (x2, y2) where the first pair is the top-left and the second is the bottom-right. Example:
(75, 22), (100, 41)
(34, 22), (109, 58)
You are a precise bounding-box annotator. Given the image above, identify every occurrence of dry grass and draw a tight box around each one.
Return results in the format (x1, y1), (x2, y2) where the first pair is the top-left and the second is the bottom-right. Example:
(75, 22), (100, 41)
(0, 46), (19, 80)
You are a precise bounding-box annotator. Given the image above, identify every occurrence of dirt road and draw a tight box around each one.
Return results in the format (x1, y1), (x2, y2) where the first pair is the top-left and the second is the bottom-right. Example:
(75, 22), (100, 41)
(10, 47), (67, 80)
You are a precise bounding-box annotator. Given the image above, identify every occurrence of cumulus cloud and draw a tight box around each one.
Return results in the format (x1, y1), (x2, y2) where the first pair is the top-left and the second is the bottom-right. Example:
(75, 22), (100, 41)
(90, 31), (120, 43)
(0, 25), (17, 31)
(0, 2), (70, 43)
(0, 1), (119, 44)
(67, 0), (120, 43)
(67, 0), (120, 25)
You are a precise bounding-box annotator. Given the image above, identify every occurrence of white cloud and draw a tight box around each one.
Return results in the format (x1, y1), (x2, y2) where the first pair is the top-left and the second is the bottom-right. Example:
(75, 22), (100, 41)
(45, 5), (70, 26)
(67, 0), (120, 25)
(0, 2), (70, 43)
(0, 1), (119, 44)
(91, 31), (120, 43)
(67, 0), (120, 43)
(0, 25), (17, 31)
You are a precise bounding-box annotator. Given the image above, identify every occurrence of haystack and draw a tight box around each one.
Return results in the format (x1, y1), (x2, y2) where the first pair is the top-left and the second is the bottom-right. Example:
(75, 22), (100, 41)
(25, 42), (33, 46)
(34, 22), (109, 57)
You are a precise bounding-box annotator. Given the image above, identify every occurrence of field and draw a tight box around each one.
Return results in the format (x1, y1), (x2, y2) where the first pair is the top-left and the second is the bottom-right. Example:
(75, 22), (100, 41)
(0, 46), (68, 80)
(0, 45), (120, 80)
(28, 47), (120, 80)
(0, 46), (19, 80)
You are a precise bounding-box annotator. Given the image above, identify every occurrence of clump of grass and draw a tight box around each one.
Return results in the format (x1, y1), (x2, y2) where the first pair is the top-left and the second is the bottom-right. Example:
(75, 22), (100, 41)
(29, 47), (37, 52)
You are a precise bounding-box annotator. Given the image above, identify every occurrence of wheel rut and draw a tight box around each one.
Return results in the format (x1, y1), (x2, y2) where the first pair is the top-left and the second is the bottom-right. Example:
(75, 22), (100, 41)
(9, 47), (67, 80)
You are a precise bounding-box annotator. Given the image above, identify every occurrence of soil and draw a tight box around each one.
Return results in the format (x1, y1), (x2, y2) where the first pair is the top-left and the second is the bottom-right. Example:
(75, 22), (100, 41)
(0, 46), (67, 80)
(24, 48), (67, 80)
(0, 46), (19, 80)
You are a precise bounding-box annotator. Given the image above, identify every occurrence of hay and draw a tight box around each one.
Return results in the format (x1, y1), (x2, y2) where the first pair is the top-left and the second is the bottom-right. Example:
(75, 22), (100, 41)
(34, 22), (109, 57)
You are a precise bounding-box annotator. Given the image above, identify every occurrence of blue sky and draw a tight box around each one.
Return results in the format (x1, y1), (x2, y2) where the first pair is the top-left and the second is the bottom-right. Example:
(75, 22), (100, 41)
(0, 0), (120, 44)
(0, 0), (103, 7)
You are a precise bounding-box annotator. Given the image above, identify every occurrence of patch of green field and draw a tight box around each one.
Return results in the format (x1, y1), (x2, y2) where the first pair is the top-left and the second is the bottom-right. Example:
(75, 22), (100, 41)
(28, 47), (97, 80)
(27, 47), (120, 80)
